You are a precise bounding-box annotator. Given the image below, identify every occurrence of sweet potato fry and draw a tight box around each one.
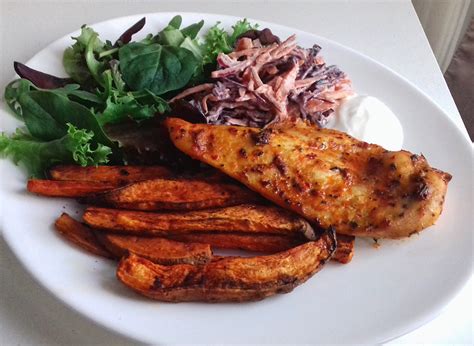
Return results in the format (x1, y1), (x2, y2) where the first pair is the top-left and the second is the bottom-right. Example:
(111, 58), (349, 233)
(28, 180), (117, 197)
(83, 204), (316, 239)
(96, 233), (212, 265)
(49, 165), (173, 184)
(333, 234), (355, 264)
(116, 230), (336, 302)
(54, 213), (112, 258)
(86, 178), (260, 211)
(170, 232), (354, 264)
(168, 233), (305, 253)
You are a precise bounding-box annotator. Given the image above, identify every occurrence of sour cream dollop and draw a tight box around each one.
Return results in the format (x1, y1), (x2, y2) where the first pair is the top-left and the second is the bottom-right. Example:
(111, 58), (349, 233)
(326, 95), (404, 151)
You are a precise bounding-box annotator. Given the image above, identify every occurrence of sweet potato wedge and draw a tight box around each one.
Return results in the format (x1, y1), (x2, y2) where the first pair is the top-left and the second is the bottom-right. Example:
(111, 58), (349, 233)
(168, 232), (305, 253)
(28, 179), (117, 197)
(96, 233), (212, 265)
(86, 178), (260, 211)
(170, 232), (354, 264)
(116, 229), (336, 302)
(83, 204), (316, 239)
(54, 213), (112, 258)
(333, 234), (355, 264)
(49, 165), (173, 184)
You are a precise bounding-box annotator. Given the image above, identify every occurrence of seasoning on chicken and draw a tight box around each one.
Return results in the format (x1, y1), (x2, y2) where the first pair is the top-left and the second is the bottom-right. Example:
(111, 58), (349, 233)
(166, 118), (452, 239)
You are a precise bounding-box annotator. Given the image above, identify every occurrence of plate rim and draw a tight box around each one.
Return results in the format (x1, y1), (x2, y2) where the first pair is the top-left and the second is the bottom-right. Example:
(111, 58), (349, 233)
(1, 11), (472, 345)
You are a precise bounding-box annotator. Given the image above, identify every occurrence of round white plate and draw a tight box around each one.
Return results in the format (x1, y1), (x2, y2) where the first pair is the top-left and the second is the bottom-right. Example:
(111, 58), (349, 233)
(0, 12), (472, 344)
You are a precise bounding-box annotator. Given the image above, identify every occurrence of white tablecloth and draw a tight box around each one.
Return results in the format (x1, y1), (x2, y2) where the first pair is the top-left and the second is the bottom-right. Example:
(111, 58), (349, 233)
(0, 1), (471, 344)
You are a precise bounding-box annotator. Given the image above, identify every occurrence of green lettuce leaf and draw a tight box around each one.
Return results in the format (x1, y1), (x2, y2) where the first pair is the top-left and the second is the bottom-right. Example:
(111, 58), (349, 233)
(202, 22), (231, 64)
(229, 19), (258, 46)
(97, 90), (157, 125)
(63, 25), (106, 86)
(202, 19), (258, 65)
(0, 124), (111, 178)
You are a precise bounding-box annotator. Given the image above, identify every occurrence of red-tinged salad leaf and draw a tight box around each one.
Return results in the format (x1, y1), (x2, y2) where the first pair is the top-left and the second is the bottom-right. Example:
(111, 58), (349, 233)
(237, 28), (280, 45)
(168, 99), (206, 124)
(14, 62), (73, 89)
(0, 124), (111, 178)
(115, 17), (146, 45)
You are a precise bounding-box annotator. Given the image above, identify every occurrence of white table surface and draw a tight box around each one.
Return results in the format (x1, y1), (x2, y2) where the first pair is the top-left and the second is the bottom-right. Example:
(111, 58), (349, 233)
(0, 0), (471, 344)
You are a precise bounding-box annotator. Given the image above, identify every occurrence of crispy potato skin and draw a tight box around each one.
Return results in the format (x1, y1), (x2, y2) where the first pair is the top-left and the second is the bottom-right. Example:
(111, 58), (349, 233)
(28, 180), (117, 197)
(116, 230), (336, 302)
(333, 234), (355, 264)
(49, 165), (173, 184)
(166, 118), (452, 239)
(168, 232), (306, 253)
(96, 234), (212, 265)
(54, 213), (112, 258)
(83, 204), (315, 239)
(88, 178), (260, 211)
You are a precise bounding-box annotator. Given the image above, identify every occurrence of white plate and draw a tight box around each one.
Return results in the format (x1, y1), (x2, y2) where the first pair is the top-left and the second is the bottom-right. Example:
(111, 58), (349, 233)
(0, 12), (472, 344)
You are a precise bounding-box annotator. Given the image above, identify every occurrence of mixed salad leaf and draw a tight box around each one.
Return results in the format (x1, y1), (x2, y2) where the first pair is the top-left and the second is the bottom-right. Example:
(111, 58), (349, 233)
(0, 124), (111, 178)
(202, 19), (257, 64)
(1, 15), (258, 177)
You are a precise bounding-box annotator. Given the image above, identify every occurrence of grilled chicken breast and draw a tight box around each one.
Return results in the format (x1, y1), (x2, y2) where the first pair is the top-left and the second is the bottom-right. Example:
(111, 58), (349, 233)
(165, 118), (451, 239)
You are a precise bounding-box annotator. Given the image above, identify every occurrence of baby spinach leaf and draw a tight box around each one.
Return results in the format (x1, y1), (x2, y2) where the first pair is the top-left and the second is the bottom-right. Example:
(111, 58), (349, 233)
(25, 91), (113, 147)
(4, 79), (103, 121)
(4, 79), (34, 119)
(168, 15), (182, 29)
(65, 89), (103, 105)
(17, 92), (66, 140)
(118, 43), (199, 95)
(157, 27), (185, 46)
(181, 20), (204, 39)
(6, 81), (113, 145)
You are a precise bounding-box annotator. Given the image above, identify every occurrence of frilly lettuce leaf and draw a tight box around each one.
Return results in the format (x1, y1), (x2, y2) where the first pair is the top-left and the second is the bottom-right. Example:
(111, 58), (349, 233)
(0, 124), (111, 178)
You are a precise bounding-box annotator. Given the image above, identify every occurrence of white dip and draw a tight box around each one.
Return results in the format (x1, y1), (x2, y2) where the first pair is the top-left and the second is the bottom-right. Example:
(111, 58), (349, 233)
(326, 95), (404, 151)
